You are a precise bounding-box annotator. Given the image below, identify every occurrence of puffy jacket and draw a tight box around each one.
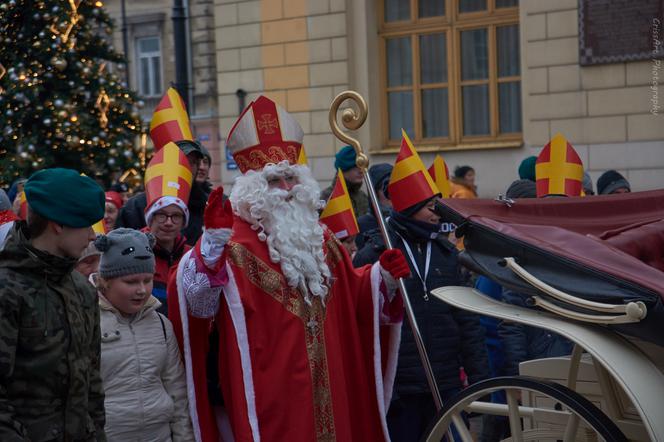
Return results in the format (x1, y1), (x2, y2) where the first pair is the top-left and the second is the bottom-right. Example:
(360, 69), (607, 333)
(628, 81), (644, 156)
(115, 184), (209, 246)
(354, 217), (489, 396)
(99, 295), (193, 442)
(0, 222), (105, 441)
(450, 178), (477, 199)
(498, 289), (574, 376)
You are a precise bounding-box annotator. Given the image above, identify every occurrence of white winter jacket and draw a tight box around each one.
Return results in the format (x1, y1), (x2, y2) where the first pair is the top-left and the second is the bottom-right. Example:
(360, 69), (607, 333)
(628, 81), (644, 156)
(99, 294), (194, 442)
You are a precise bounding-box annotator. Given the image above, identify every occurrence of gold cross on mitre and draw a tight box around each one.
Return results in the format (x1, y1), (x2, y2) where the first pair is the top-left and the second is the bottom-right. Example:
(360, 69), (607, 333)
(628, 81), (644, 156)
(535, 133), (583, 196)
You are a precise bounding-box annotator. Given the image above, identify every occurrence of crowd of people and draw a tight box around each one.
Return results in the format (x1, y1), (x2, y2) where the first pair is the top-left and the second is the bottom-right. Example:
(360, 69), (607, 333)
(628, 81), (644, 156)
(0, 90), (638, 442)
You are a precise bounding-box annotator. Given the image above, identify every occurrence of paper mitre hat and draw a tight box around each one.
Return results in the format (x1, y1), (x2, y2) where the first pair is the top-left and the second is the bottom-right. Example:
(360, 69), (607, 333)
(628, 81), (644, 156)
(320, 169), (359, 240)
(428, 154), (452, 198)
(92, 219), (107, 235)
(17, 191), (27, 220)
(144, 142), (193, 225)
(149, 87), (194, 151)
(388, 130), (440, 213)
(226, 95), (305, 173)
(535, 133), (584, 198)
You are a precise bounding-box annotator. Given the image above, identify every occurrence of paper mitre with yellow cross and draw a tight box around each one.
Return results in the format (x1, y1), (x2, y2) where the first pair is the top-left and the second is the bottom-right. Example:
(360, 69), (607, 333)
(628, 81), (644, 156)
(388, 130), (440, 212)
(149, 87), (194, 151)
(535, 133), (584, 198)
(320, 169), (359, 240)
(428, 154), (452, 198)
(144, 142), (193, 226)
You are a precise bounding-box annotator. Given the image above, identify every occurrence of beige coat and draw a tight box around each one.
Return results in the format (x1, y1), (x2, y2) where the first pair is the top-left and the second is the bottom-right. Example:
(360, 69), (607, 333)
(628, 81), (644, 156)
(99, 295), (194, 442)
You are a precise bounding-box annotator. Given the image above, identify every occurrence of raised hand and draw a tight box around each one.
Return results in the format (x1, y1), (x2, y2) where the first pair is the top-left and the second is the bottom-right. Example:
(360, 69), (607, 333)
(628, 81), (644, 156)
(379, 249), (411, 280)
(204, 186), (233, 230)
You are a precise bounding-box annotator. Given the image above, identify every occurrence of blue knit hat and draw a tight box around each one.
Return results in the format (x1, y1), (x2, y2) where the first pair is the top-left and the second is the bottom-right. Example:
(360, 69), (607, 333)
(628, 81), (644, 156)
(24, 168), (105, 228)
(518, 156), (537, 182)
(334, 145), (357, 171)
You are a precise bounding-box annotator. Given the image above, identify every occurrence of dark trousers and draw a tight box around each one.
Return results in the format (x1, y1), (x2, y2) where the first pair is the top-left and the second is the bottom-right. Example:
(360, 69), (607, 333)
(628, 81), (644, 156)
(387, 389), (462, 442)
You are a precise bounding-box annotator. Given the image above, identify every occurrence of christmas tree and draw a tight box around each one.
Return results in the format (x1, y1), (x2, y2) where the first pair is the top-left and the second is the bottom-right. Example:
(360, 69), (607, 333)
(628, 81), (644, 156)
(0, 0), (143, 187)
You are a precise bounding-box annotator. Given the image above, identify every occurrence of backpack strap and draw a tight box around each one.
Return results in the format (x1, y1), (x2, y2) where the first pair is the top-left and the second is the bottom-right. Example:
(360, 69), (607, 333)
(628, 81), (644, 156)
(156, 312), (167, 343)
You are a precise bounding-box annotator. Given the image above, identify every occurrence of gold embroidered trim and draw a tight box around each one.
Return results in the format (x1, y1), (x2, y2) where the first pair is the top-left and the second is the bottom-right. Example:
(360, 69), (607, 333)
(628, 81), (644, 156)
(226, 241), (336, 440)
(323, 234), (343, 271)
(233, 145), (300, 173)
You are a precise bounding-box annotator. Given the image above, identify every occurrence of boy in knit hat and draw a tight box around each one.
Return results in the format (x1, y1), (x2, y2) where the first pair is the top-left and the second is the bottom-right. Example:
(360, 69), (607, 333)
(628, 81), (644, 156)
(0, 168), (106, 441)
(93, 228), (193, 441)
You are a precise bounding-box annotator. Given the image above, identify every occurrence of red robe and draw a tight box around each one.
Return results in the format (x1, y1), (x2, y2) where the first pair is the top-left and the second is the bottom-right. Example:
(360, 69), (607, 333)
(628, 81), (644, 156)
(167, 217), (402, 441)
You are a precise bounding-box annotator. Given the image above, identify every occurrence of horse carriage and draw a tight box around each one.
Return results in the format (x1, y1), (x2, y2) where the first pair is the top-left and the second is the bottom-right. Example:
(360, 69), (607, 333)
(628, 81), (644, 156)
(425, 189), (664, 442)
(327, 90), (664, 442)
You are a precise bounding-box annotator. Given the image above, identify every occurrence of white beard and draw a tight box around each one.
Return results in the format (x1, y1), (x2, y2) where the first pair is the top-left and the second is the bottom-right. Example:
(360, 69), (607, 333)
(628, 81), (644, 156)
(230, 161), (331, 304)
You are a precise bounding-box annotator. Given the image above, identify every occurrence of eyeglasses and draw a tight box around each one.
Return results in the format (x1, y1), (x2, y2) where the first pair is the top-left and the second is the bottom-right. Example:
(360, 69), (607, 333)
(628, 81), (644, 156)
(153, 212), (184, 223)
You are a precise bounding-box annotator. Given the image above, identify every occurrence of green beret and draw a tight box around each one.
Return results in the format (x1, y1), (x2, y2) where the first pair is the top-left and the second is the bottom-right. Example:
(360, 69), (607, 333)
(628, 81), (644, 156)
(518, 156), (537, 182)
(24, 168), (105, 228)
(334, 145), (357, 172)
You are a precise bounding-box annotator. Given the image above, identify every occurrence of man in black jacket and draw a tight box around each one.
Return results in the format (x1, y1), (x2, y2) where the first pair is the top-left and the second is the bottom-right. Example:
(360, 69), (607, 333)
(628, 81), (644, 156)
(354, 195), (489, 441)
(115, 140), (209, 245)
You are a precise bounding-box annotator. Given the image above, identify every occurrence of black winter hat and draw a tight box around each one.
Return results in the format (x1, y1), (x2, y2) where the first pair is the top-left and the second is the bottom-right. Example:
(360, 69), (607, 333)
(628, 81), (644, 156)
(506, 179), (537, 199)
(597, 170), (630, 195)
(175, 140), (206, 158)
(368, 163), (393, 196)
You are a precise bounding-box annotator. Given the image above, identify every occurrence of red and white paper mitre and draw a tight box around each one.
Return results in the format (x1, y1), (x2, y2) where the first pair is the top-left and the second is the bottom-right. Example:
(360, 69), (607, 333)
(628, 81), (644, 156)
(226, 95), (305, 173)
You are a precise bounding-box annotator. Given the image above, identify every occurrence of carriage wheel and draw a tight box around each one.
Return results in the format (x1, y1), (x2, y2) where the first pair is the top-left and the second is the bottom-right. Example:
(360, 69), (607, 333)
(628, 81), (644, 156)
(422, 376), (627, 442)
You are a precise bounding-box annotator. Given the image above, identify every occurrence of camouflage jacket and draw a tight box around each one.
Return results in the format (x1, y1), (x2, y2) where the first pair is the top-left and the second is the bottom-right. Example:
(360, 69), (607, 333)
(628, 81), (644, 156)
(0, 223), (106, 441)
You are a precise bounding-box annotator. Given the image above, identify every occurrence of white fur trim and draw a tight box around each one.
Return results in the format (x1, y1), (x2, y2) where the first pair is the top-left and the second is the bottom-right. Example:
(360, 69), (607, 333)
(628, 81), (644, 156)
(370, 263), (401, 442)
(223, 267), (261, 441)
(378, 264), (399, 300)
(175, 249), (202, 442)
(0, 221), (13, 247)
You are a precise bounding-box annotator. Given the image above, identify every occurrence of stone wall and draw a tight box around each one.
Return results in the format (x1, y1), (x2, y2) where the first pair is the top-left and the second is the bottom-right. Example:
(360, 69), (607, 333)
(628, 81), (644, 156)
(520, 0), (664, 192)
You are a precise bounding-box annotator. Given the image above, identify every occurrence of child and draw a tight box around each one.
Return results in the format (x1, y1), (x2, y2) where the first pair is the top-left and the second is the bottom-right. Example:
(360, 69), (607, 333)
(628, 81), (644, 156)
(93, 228), (194, 442)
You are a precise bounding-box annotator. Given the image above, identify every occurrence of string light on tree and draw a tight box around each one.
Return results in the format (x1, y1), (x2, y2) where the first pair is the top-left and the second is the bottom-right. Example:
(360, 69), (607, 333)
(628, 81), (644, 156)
(96, 89), (110, 128)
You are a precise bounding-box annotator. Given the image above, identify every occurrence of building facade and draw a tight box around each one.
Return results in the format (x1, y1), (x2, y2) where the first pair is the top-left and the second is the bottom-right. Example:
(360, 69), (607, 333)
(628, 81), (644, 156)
(212, 0), (663, 196)
(106, 0), (662, 196)
(104, 0), (222, 182)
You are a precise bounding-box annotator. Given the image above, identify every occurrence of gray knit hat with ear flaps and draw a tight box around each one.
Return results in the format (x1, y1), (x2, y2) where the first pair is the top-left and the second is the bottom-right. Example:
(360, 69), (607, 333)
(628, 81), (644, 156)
(95, 228), (156, 279)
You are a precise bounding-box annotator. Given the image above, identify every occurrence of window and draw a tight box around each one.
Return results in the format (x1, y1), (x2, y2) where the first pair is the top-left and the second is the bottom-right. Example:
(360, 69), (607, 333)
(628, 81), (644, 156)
(136, 36), (162, 97)
(379, 0), (520, 150)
